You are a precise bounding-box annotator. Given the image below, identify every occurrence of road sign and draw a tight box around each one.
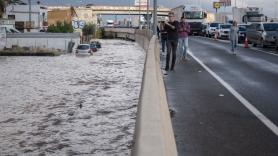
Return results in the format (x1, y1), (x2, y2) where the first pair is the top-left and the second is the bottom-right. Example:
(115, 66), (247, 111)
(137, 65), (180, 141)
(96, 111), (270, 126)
(72, 20), (86, 29)
(213, 2), (221, 9)
(220, 0), (231, 6)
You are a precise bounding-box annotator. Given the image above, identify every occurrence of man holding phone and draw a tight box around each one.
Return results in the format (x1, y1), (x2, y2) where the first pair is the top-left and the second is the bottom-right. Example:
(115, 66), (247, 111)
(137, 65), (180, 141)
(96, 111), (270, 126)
(164, 12), (179, 71)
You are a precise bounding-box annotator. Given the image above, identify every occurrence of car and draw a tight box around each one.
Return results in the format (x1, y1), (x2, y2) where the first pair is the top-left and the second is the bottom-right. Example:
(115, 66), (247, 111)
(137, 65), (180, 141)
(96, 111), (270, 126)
(238, 24), (249, 43)
(200, 24), (207, 37)
(90, 43), (98, 52)
(246, 22), (278, 48)
(76, 44), (93, 56)
(91, 41), (101, 48)
(206, 22), (221, 37)
(275, 39), (278, 51)
(216, 24), (231, 39)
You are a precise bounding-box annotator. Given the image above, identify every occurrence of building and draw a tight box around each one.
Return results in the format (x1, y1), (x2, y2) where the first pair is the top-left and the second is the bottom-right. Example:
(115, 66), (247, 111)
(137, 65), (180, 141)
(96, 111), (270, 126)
(47, 7), (77, 26)
(5, 5), (48, 32)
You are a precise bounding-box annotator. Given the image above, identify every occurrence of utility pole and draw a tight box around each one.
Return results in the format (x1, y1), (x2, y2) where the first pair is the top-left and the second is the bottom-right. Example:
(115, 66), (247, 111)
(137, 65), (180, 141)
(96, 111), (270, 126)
(147, 0), (150, 29)
(28, 0), (31, 31)
(153, 0), (157, 35)
(138, 0), (141, 29)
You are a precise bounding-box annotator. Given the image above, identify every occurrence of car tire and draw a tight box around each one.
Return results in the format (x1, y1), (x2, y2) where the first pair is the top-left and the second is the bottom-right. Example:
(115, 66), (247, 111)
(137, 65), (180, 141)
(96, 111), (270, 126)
(261, 39), (267, 48)
(252, 42), (257, 47)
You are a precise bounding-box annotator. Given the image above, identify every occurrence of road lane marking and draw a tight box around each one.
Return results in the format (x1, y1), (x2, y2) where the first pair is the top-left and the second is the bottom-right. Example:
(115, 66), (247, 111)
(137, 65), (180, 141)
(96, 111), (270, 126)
(188, 50), (278, 136)
(194, 36), (278, 57)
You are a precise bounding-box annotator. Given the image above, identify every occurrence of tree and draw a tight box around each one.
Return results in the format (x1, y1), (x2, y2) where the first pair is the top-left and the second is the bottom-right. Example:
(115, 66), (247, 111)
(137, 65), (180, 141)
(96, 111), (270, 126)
(82, 23), (96, 42)
(0, 0), (25, 18)
(47, 21), (74, 33)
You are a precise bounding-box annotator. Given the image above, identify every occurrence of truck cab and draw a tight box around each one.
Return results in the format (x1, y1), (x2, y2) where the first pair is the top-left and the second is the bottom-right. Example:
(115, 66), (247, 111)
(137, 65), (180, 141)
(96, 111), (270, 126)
(171, 5), (207, 35)
(182, 5), (207, 35)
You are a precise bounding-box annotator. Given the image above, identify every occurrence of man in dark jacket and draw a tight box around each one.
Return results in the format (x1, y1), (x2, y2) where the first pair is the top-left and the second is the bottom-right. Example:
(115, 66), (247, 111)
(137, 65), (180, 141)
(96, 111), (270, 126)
(160, 21), (167, 53)
(164, 12), (179, 71)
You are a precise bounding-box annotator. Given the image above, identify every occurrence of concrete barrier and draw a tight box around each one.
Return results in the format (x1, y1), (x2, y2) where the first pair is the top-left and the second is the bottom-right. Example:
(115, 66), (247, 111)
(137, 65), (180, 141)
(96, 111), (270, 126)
(5, 33), (80, 52)
(132, 31), (177, 156)
(103, 28), (177, 155)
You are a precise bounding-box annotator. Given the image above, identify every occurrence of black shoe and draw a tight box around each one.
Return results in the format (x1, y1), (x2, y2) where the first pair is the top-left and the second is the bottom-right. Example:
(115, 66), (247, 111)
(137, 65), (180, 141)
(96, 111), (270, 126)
(170, 67), (175, 71)
(165, 67), (169, 71)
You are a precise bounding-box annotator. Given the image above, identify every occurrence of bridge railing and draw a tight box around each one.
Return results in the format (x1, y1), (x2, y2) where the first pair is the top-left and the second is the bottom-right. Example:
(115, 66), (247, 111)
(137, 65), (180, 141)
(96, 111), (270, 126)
(103, 28), (177, 156)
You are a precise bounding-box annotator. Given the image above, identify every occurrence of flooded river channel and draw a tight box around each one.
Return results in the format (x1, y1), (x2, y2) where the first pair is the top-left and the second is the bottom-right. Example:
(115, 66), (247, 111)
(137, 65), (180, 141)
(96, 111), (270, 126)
(0, 40), (145, 155)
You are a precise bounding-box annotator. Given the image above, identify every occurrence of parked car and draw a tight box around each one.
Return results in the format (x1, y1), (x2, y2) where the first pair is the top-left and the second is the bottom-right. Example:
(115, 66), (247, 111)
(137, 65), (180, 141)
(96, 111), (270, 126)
(216, 24), (232, 39)
(246, 22), (278, 48)
(275, 39), (278, 51)
(91, 41), (101, 48)
(76, 44), (93, 56)
(206, 22), (221, 37)
(200, 24), (207, 37)
(238, 24), (249, 43)
(90, 43), (98, 52)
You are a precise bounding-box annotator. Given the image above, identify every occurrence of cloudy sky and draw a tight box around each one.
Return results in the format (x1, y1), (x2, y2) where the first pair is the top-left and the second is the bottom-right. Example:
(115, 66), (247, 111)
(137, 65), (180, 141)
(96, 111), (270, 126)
(36, 0), (278, 18)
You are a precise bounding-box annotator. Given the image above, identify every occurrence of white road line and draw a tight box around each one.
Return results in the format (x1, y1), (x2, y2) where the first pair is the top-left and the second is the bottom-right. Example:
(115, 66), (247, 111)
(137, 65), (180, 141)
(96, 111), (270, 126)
(194, 36), (278, 57)
(249, 48), (278, 57)
(188, 50), (278, 136)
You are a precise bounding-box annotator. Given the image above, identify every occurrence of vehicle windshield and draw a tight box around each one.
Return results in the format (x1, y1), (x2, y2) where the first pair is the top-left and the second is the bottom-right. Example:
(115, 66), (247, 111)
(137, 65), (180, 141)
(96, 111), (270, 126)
(239, 26), (247, 31)
(77, 45), (89, 50)
(210, 23), (220, 27)
(90, 44), (96, 48)
(183, 11), (203, 19)
(220, 25), (231, 29)
(263, 23), (278, 31)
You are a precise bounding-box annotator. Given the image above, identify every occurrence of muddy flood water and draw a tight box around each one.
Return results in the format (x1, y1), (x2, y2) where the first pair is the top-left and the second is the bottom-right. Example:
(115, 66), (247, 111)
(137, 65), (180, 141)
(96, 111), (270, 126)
(0, 40), (145, 156)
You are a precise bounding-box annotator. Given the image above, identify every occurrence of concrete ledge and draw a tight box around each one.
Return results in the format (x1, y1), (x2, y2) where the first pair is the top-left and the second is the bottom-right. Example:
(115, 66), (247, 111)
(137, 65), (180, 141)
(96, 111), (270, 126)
(103, 28), (177, 155)
(132, 34), (177, 156)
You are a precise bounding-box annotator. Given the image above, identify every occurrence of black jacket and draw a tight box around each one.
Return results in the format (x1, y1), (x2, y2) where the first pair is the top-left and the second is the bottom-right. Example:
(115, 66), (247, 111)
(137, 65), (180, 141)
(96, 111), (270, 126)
(164, 20), (179, 41)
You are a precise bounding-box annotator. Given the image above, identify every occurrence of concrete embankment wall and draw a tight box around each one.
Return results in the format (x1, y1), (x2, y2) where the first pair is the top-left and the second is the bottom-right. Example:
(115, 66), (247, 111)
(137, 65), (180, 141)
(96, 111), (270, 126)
(6, 33), (80, 52)
(104, 28), (177, 156)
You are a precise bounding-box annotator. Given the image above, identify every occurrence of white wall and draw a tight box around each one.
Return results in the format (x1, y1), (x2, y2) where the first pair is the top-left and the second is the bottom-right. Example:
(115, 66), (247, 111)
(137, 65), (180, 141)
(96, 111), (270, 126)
(5, 5), (47, 32)
(6, 37), (80, 52)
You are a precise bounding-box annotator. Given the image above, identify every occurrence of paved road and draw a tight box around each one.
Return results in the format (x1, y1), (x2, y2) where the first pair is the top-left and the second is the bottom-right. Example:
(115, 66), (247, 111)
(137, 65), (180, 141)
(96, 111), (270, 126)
(163, 36), (278, 156)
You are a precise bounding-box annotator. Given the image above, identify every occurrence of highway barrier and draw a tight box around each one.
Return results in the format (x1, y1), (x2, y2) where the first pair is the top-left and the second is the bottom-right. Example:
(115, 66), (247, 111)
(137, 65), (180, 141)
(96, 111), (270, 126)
(103, 28), (177, 156)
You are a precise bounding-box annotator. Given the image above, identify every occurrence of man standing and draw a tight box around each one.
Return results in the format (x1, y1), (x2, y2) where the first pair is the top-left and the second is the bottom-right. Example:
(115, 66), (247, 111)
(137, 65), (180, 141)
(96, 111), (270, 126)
(160, 21), (167, 54)
(164, 12), (179, 71)
(178, 16), (190, 61)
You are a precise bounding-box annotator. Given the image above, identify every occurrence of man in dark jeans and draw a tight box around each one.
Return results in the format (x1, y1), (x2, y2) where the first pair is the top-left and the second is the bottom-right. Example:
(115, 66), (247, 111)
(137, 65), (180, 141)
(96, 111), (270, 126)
(164, 12), (179, 71)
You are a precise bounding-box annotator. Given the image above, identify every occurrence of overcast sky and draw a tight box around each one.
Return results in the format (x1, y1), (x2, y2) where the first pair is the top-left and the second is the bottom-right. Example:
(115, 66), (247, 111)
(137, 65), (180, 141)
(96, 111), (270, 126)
(37, 0), (278, 18)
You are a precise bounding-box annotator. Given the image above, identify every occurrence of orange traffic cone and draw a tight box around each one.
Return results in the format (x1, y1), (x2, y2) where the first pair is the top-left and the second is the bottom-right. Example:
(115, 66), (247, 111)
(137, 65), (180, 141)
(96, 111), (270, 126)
(244, 37), (249, 48)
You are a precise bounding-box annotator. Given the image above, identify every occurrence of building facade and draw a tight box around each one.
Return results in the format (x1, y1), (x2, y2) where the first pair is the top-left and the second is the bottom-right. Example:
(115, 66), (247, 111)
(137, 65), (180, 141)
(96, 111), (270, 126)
(5, 5), (48, 32)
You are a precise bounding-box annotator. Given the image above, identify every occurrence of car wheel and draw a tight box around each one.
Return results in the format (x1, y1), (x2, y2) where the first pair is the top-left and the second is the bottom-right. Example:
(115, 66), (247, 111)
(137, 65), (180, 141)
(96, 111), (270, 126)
(261, 39), (267, 48)
(252, 42), (257, 47)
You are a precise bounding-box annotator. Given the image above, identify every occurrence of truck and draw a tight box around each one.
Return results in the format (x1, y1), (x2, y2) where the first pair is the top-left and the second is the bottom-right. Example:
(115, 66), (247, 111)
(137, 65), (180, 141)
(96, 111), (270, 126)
(171, 5), (207, 35)
(233, 7), (267, 24)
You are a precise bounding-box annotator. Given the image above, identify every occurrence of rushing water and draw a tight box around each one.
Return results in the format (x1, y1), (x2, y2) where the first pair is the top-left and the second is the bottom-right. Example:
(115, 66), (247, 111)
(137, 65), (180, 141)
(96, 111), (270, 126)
(0, 40), (145, 156)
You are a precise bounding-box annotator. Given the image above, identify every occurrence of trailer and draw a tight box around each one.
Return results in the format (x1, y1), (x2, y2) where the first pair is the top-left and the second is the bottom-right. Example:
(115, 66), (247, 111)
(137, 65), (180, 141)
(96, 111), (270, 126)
(233, 7), (267, 24)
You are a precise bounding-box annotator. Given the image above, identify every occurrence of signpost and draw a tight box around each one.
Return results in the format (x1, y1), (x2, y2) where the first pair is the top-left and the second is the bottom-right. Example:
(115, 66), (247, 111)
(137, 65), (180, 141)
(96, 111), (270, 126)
(213, 2), (221, 13)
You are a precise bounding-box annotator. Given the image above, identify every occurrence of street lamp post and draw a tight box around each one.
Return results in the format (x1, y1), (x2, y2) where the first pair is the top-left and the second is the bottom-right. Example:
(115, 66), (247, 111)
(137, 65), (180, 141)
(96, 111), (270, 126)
(147, 0), (150, 29)
(28, 0), (31, 31)
(153, 0), (157, 35)
(139, 0), (141, 29)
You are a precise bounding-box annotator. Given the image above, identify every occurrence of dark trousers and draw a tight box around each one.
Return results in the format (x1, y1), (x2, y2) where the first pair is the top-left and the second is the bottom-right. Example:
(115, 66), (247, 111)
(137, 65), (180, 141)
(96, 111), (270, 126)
(161, 38), (167, 52)
(166, 40), (178, 70)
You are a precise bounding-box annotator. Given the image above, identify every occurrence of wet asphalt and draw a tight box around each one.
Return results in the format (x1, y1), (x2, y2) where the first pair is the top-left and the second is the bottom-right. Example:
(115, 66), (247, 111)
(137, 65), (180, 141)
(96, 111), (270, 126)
(163, 36), (278, 156)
